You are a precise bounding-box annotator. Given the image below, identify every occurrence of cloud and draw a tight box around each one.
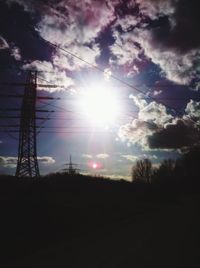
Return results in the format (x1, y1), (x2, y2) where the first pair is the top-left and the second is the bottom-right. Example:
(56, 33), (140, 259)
(22, 60), (74, 92)
(0, 35), (9, 50)
(0, 36), (22, 60)
(114, 14), (139, 32)
(110, 28), (200, 87)
(148, 118), (200, 149)
(138, 101), (173, 126)
(184, 100), (200, 129)
(118, 95), (200, 150)
(35, 0), (113, 71)
(118, 118), (157, 148)
(136, 0), (200, 53)
(6, 0), (34, 12)
(123, 28), (200, 86)
(36, 0), (116, 46)
(121, 155), (138, 162)
(0, 156), (55, 168)
(129, 94), (146, 109)
(52, 43), (100, 71)
(37, 156), (56, 165)
(11, 46), (22, 61)
(110, 29), (141, 66)
(118, 116), (200, 150)
(0, 156), (17, 168)
(141, 154), (158, 160)
(6, 0), (116, 71)
(153, 89), (162, 96)
(103, 174), (132, 181)
(6, 0), (200, 87)
(127, 65), (140, 77)
(104, 68), (112, 80)
(121, 153), (157, 163)
(109, 0), (200, 86)
(96, 154), (110, 159)
(185, 100), (200, 119)
(119, 111), (200, 151)
(136, 0), (176, 19)
(130, 95), (173, 126)
(82, 154), (92, 159)
(3, 0), (200, 157)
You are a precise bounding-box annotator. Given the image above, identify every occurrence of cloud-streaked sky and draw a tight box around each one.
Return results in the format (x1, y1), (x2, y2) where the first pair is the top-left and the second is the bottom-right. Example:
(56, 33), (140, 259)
(0, 0), (200, 179)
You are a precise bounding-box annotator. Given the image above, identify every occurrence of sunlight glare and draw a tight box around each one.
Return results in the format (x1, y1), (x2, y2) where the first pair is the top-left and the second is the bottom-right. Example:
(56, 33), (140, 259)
(80, 84), (119, 126)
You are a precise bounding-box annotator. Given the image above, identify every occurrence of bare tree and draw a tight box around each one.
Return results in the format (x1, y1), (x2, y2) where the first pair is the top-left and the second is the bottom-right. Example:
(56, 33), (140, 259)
(152, 158), (175, 183)
(159, 159), (175, 173)
(132, 158), (152, 183)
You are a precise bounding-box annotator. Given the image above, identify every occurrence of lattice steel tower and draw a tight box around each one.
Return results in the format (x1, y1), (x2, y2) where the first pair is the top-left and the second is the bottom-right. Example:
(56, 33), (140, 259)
(62, 155), (80, 175)
(16, 71), (40, 178)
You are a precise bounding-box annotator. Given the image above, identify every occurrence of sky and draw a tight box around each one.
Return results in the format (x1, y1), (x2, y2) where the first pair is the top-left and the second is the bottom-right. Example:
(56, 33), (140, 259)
(0, 0), (200, 180)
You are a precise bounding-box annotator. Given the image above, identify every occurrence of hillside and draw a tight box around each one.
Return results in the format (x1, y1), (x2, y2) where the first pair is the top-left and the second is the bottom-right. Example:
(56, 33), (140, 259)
(0, 174), (200, 267)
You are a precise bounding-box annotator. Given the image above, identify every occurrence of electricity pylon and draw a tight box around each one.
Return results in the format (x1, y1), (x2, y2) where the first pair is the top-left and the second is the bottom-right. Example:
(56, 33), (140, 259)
(62, 155), (80, 175)
(15, 71), (40, 178)
(0, 71), (60, 177)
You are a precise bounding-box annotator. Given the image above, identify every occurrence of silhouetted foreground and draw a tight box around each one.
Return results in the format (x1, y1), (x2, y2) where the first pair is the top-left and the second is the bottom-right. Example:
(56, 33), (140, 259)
(0, 173), (200, 267)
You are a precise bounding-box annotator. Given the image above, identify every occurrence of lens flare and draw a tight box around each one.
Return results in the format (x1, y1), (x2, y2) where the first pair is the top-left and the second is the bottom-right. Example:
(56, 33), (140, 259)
(92, 163), (97, 169)
(88, 160), (102, 170)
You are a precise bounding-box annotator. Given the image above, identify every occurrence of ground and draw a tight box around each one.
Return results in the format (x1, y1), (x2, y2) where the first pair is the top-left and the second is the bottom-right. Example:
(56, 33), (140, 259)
(0, 175), (199, 267)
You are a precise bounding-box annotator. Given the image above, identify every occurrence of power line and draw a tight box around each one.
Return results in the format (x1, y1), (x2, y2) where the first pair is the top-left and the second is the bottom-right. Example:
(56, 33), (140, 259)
(38, 38), (198, 126)
(0, 130), (113, 134)
(0, 44), (198, 143)
(0, 108), (54, 113)
(42, 39), (182, 113)
(0, 126), (122, 129)
(0, 82), (62, 89)
(0, 116), (51, 120)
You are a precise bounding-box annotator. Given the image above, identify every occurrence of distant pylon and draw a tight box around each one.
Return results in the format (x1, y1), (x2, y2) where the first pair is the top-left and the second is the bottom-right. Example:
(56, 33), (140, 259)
(62, 155), (80, 175)
(15, 71), (40, 178)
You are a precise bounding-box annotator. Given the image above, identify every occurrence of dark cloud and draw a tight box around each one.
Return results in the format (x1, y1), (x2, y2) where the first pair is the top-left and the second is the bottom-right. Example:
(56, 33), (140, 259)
(118, 95), (173, 149)
(136, 0), (175, 19)
(148, 119), (200, 149)
(139, 0), (200, 53)
(119, 96), (200, 150)
(167, 0), (200, 53)
(138, 0), (200, 76)
(110, 0), (200, 86)
(118, 118), (158, 149)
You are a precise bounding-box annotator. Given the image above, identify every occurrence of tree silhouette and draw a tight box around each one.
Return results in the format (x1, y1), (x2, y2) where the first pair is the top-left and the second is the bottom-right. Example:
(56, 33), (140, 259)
(153, 159), (175, 183)
(175, 147), (200, 181)
(132, 158), (152, 183)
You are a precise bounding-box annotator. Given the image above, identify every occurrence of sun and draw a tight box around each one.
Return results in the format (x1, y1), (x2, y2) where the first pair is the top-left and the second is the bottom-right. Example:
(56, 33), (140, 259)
(79, 84), (119, 126)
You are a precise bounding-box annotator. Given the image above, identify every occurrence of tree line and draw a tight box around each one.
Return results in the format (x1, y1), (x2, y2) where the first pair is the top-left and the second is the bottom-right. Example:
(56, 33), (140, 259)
(131, 147), (200, 184)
